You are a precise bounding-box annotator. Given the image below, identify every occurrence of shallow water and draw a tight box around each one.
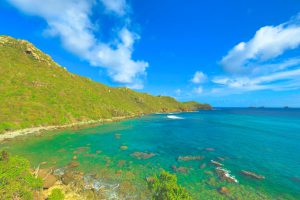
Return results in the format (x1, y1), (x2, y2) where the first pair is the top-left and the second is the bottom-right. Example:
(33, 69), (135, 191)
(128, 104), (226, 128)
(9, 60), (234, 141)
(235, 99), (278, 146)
(1, 108), (300, 199)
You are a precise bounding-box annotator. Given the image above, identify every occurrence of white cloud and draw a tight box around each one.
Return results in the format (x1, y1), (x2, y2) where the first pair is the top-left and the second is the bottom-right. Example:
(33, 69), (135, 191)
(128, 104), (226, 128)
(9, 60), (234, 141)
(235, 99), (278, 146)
(100, 0), (127, 16)
(7, 0), (148, 88)
(212, 68), (300, 94)
(191, 71), (207, 84)
(193, 86), (203, 94)
(221, 14), (300, 73)
(214, 13), (300, 95)
(175, 89), (182, 96)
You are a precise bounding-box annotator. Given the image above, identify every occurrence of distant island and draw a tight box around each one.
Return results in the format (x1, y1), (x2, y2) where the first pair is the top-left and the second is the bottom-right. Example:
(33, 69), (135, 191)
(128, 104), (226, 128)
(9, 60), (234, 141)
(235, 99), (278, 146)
(0, 35), (211, 135)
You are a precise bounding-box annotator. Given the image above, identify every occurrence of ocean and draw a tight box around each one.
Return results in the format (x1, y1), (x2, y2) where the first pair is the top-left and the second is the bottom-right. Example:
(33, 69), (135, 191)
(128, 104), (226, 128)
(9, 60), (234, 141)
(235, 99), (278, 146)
(2, 108), (300, 199)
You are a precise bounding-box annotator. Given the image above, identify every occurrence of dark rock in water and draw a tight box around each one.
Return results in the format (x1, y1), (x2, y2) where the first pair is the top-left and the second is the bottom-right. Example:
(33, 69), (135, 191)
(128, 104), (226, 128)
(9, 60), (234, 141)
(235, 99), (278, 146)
(38, 169), (57, 189)
(241, 170), (265, 180)
(115, 133), (121, 139)
(67, 161), (80, 168)
(96, 150), (102, 154)
(131, 152), (155, 159)
(83, 153), (96, 158)
(204, 147), (215, 152)
(215, 167), (238, 183)
(120, 145), (128, 150)
(218, 186), (229, 194)
(210, 160), (223, 167)
(118, 160), (126, 167)
(177, 155), (204, 161)
(199, 163), (206, 169)
(171, 165), (189, 174)
(62, 171), (75, 185)
(40, 161), (47, 165)
(290, 176), (300, 183)
(204, 170), (213, 175)
(217, 157), (225, 161)
(73, 146), (89, 154)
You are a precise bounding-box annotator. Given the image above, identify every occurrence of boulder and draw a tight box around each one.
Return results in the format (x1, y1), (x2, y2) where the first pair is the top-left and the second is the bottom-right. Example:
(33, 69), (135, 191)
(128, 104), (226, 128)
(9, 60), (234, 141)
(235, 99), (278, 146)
(218, 186), (229, 195)
(120, 145), (128, 150)
(37, 169), (57, 189)
(62, 171), (75, 185)
(210, 160), (223, 167)
(131, 152), (155, 159)
(67, 161), (80, 168)
(177, 156), (204, 161)
(241, 170), (265, 180)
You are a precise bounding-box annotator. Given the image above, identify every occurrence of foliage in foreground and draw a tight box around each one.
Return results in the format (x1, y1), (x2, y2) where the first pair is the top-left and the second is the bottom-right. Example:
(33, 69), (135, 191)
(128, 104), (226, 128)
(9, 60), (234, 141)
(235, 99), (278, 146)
(148, 171), (192, 200)
(0, 151), (42, 200)
(48, 188), (65, 200)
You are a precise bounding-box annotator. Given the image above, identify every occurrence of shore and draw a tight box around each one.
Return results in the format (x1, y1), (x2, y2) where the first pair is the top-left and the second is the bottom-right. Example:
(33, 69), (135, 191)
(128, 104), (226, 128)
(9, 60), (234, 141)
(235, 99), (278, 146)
(0, 115), (138, 142)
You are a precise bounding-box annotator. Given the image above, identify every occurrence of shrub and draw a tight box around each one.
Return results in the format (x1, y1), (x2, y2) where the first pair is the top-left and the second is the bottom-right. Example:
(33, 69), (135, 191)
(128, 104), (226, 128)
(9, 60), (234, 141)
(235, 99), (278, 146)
(0, 151), (42, 200)
(48, 188), (65, 200)
(147, 171), (192, 200)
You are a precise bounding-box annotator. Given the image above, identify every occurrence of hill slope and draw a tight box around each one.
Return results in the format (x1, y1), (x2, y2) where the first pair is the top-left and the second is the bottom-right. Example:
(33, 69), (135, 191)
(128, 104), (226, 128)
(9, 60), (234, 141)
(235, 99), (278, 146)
(0, 35), (211, 133)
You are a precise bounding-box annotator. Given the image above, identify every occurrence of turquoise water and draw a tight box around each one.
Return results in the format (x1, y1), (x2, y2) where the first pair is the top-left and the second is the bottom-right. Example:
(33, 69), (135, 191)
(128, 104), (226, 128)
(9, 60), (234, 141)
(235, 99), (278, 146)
(1, 108), (300, 199)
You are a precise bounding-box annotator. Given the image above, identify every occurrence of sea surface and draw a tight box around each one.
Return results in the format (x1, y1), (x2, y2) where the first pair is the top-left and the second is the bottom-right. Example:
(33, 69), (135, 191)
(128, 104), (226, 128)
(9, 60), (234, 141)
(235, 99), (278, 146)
(1, 108), (300, 199)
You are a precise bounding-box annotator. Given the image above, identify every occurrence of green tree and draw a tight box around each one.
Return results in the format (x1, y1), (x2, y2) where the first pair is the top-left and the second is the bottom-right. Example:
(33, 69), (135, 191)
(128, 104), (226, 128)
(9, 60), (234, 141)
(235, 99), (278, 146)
(147, 171), (192, 200)
(0, 151), (42, 200)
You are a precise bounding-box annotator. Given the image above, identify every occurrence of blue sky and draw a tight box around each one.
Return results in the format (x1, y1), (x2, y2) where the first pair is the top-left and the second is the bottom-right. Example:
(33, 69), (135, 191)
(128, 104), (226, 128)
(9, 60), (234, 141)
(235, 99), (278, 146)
(1, 0), (300, 107)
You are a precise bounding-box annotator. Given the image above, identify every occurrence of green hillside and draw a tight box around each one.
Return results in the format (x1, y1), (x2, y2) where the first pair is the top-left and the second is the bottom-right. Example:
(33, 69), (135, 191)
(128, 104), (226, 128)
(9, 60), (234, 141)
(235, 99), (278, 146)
(0, 35), (211, 133)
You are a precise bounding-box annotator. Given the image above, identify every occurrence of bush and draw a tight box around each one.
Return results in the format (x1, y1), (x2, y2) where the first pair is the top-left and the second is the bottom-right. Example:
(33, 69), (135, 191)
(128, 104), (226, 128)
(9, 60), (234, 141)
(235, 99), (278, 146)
(48, 188), (65, 200)
(0, 151), (42, 200)
(147, 171), (192, 200)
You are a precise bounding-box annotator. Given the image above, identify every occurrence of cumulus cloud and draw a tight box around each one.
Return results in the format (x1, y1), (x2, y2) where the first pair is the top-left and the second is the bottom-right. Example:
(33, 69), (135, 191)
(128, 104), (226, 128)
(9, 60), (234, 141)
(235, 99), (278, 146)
(100, 0), (127, 16)
(191, 71), (207, 84)
(7, 0), (148, 88)
(193, 86), (203, 94)
(221, 14), (300, 73)
(214, 13), (300, 95)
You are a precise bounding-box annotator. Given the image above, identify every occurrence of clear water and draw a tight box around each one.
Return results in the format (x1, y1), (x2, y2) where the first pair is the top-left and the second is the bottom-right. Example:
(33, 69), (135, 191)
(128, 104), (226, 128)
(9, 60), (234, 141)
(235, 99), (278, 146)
(1, 108), (300, 199)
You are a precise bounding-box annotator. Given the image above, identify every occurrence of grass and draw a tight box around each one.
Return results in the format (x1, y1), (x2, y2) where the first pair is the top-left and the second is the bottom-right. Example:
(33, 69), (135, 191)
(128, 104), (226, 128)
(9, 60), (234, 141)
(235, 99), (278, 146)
(0, 35), (211, 133)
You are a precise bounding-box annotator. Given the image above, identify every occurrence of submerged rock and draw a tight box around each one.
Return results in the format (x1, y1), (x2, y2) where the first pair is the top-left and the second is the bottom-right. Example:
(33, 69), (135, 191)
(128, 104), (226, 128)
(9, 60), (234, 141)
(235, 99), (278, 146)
(130, 152), (155, 159)
(177, 155), (204, 161)
(218, 186), (229, 195)
(210, 160), (223, 167)
(38, 169), (57, 189)
(115, 133), (121, 139)
(67, 161), (80, 168)
(62, 171), (76, 185)
(215, 167), (238, 183)
(118, 160), (126, 167)
(199, 163), (206, 169)
(120, 146), (128, 150)
(217, 157), (225, 161)
(204, 147), (215, 152)
(171, 165), (189, 174)
(241, 170), (265, 180)
(96, 150), (102, 154)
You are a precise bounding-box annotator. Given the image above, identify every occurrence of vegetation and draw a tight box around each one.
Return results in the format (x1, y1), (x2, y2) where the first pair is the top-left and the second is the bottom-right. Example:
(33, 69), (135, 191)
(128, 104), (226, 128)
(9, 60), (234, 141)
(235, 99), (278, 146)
(0, 151), (42, 200)
(0, 35), (211, 133)
(48, 188), (65, 200)
(147, 171), (192, 200)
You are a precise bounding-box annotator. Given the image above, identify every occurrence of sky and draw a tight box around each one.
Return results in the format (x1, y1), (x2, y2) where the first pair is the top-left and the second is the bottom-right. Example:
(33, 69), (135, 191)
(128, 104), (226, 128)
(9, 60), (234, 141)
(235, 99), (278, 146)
(1, 0), (300, 107)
